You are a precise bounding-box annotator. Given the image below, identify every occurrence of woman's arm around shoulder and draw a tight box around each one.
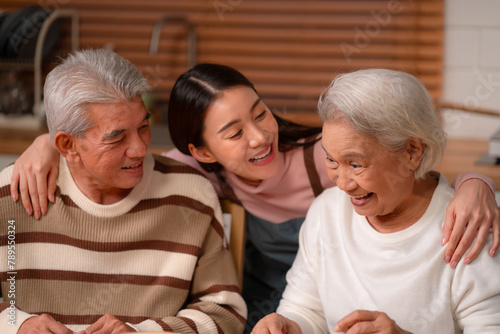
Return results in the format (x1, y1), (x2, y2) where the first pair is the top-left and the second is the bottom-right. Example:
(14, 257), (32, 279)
(11, 133), (59, 220)
(444, 173), (499, 268)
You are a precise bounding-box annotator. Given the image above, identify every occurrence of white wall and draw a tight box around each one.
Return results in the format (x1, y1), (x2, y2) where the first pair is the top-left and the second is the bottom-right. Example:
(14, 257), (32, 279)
(442, 0), (500, 138)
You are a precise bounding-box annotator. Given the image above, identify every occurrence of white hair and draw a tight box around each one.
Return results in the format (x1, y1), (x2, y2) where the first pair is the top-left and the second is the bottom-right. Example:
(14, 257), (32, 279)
(318, 68), (446, 180)
(44, 49), (150, 141)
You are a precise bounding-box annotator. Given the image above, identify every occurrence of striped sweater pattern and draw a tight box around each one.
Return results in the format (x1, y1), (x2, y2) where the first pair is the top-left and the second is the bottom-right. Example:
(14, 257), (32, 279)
(0, 153), (246, 333)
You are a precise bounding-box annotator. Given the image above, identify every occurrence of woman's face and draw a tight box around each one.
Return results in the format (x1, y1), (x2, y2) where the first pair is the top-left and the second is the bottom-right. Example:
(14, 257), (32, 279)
(322, 117), (422, 229)
(193, 86), (280, 183)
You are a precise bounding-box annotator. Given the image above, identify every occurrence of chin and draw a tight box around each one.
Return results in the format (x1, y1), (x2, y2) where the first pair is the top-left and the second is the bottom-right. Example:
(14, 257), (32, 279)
(258, 164), (279, 180)
(120, 178), (143, 190)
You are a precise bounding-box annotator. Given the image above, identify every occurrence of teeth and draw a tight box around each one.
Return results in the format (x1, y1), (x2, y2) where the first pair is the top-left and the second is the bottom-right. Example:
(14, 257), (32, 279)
(352, 193), (370, 200)
(250, 146), (271, 162)
(123, 163), (141, 169)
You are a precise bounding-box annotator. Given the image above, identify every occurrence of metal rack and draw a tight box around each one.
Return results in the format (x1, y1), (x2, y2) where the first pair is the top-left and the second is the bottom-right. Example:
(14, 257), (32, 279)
(0, 9), (78, 128)
(149, 15), (196, 69)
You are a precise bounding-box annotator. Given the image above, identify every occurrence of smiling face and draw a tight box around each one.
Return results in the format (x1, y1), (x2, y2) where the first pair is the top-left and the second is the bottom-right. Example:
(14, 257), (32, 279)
(189, 86), (280, 184)
(59, 96), (151, 203)
(321, 117), (433, 231)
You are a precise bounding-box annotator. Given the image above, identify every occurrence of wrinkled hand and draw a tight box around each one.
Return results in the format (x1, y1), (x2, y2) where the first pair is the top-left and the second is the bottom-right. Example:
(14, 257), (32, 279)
(18, 313), (72, 334)
(11, 133), (59, 220)
(442, 178), (500, 268)
(334, 310), (412, 334)
(251, 313), (302, 334)
(74, 313), (136, 334)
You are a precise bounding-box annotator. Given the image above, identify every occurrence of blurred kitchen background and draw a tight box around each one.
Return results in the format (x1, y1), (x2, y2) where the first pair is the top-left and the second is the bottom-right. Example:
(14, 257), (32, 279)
(0, 0), (499, 201)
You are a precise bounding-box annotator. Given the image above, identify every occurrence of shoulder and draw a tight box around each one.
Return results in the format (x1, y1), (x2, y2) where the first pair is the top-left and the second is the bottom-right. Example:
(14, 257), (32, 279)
(152, 153), (205, 177)
(300, 186), (348, 239)
(310, 186), (345, 210)
(162, 148), (205, 172)
(0, 164), (14, 195)
(152, 154), (214, 190)
(150, 154), (220, 206)
(431, 171), (456, 207)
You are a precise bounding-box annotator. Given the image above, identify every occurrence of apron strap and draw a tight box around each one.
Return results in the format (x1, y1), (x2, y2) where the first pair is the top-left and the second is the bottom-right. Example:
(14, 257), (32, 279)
(303, 142), (324, 197)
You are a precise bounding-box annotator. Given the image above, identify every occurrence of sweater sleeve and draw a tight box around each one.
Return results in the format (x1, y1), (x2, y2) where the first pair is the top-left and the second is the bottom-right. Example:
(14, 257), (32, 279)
(452, 172), (495, 194)
(0, 303), (36, 334)
(276, 195), (329, 334)
(452, 233), (500, 333)
(132, 189), (247, 334)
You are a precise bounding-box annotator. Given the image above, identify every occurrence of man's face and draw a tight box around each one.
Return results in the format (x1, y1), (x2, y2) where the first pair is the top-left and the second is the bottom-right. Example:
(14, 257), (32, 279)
(71, 96), (151, 198)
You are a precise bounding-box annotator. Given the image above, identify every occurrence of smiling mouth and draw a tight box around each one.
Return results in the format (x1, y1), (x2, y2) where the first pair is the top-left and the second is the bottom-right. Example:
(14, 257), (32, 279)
(249, 146), (272, 163)
(351, 193), (373, 200)
(122, 162), (142, 169)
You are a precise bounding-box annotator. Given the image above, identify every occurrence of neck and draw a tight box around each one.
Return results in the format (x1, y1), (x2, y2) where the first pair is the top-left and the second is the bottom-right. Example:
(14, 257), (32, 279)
(367, 173), (438, 233)
(237, 175), (262, 186)
(67, 163), (132, 205)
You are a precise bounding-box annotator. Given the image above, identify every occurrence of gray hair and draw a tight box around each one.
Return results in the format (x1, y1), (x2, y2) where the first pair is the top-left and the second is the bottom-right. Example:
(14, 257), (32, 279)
(318, 68), (446, 180)
(44, 49), (151, 141)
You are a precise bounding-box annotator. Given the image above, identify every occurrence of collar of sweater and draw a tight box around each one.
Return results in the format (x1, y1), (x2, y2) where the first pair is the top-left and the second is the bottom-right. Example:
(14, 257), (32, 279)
(58, 153), (154, 217)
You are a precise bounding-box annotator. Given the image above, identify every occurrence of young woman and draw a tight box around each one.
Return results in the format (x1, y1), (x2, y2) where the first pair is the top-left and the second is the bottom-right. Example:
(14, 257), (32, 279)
(11, 64), (500, 331)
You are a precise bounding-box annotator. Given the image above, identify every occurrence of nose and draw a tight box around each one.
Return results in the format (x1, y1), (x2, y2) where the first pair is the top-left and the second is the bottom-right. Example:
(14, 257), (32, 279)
(127, 129), (150, 158)
(247, 123), (267, 148)
(335, 168), (357, 192)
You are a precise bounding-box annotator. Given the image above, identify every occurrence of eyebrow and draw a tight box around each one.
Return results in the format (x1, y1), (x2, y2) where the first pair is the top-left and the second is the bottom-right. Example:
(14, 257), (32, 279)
(321, 143), (363, 158)
(217, 98), (262, 134)
(102, 112), (151, 140)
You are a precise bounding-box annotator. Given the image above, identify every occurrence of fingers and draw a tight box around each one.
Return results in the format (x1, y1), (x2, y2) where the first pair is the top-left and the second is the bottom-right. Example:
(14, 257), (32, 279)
(334, 310), (378, 332)
(26, 166), (42, 220)
(18, 314), (72, 334)
(9, 133), (58, 218)
(18, 167), (34, 216)
(36, 168), (51, 216)
(462, 224), (490, 265)
(490, 214), (500, 257)
(444, 186), (499, 268)
(10, 165), (20, 202)
(12, 159), (56, 219)
(334, 310), (405, 334)
(251, 313), (302, 334)
(47, 166), (58, 203)
(338, 321), (376, 334)
(48, 320), (74, 334)
(443, 206), (464, 267)
(441, 205), (455, 252)
(444, 203), (486, 268)
(446, 214), (476, 268)
(81, 313), (136, 334)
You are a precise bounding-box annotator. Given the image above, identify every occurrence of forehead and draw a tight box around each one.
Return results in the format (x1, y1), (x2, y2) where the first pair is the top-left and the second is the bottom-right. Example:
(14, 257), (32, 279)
(86, 98), (146, 133)
(322, 120), (381, 155)
(207, 86), (259, 116)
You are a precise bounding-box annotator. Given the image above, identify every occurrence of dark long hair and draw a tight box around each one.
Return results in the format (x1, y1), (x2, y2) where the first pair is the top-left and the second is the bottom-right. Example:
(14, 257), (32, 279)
(168, 63), (321, 172)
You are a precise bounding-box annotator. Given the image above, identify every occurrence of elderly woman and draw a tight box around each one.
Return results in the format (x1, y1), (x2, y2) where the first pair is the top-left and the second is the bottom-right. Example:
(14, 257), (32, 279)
(251, 69), (500, 334)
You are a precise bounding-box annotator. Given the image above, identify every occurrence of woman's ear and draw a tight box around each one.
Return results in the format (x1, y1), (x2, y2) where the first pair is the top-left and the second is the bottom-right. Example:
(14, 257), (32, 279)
(188, 143), (217, 164)
(54, 131), (80, 163)
(406, 138), (425, 171)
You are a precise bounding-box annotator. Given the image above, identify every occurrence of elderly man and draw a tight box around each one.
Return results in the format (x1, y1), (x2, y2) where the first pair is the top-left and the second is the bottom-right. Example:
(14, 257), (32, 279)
(0, 49), (246, 334)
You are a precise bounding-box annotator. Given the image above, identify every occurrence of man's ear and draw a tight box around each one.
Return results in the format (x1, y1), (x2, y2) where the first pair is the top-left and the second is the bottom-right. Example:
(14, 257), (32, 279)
(406, 138), (425, 171)
(188, 143), (217, 164)
(54, 131), (80, 163)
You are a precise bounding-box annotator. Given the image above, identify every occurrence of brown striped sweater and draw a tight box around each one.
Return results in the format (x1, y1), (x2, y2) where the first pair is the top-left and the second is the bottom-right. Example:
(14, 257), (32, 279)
(0, 153), (246, 333)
